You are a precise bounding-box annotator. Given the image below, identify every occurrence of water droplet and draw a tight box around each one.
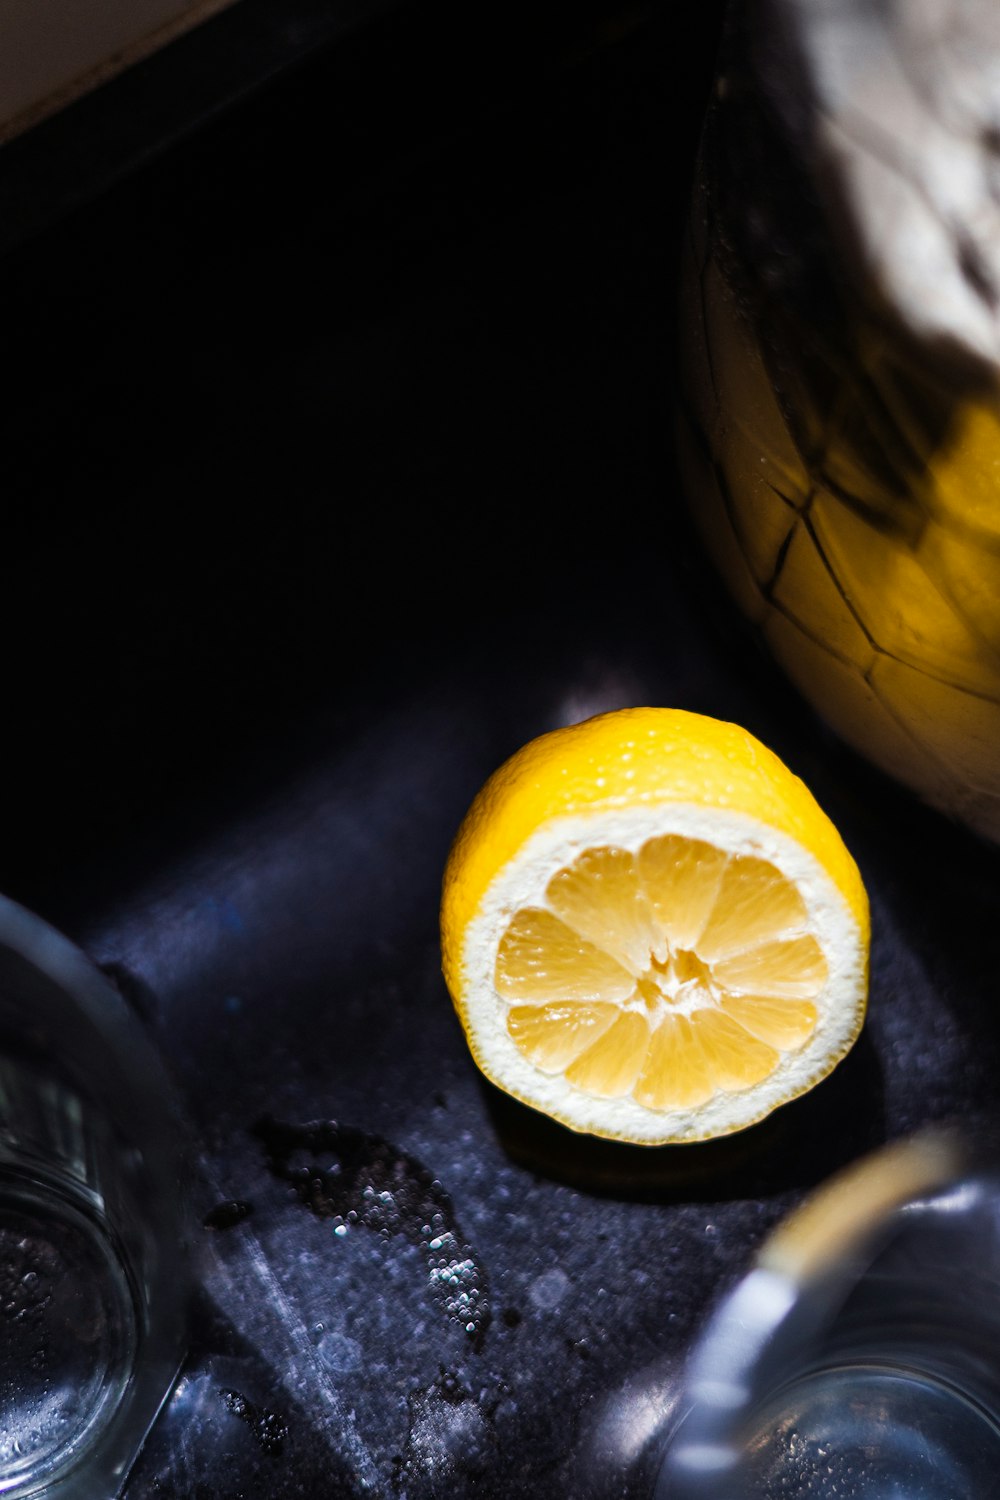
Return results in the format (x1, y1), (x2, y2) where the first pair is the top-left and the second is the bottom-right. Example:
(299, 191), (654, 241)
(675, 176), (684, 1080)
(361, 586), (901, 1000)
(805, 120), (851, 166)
(202, 1200), (253, 1232)
(530, 1267), (570, 1311)
(316, 1331), (362, 1374)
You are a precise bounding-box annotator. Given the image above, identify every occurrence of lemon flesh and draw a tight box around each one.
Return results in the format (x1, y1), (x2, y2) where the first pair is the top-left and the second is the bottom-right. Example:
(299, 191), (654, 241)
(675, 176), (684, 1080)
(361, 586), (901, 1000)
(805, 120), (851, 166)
(500, 841), (823, 1106)
(440, 708), (869, 1144)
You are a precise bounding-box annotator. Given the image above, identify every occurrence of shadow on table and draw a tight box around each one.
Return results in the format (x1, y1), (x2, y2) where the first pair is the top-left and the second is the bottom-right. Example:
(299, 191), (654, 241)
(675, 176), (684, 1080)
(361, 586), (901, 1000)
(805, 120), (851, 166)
(478, 1028), (886, 1206)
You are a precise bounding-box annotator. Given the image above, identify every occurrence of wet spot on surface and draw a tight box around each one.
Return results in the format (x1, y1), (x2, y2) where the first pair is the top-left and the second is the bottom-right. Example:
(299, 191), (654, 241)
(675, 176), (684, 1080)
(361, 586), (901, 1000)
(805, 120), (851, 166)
(202, 1200), (254, 1231)
(252, 1116), (491, 1348)
(392, 1369), (498, 1496)
(220, 1389), (288, 1456)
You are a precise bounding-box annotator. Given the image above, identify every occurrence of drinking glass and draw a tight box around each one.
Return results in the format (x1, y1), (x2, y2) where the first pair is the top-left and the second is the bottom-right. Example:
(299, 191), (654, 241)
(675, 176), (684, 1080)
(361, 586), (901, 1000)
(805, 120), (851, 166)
(655, 1126), (1000, 1499)
(0, 891), (191, 1498)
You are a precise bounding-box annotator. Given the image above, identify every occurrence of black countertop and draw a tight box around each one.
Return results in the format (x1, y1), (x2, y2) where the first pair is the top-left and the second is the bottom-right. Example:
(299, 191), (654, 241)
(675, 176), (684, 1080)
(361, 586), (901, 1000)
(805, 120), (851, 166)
(4, 3), (1000, 1495)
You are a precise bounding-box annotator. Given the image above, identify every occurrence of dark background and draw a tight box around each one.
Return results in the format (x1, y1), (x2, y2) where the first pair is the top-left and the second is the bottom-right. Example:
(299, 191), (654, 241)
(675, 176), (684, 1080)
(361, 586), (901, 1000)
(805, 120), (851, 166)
(4, 2), (1000, 1496)
(0, 0), (726, 926)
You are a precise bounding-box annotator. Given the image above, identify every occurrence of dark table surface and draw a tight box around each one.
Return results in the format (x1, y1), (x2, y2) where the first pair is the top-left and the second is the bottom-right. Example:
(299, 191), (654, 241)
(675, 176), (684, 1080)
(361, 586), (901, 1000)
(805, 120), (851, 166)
(4, 2), (1000, 1495)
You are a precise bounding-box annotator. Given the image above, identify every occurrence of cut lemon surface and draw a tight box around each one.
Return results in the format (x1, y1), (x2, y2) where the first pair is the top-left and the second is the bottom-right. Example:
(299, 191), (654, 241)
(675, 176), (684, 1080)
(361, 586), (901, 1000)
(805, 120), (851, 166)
(440, 707), (869, 1144)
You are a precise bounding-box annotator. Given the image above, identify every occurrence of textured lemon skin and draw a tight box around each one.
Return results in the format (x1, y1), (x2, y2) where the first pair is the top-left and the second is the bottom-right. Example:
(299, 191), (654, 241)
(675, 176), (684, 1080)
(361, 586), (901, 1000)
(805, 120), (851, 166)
(442, 707), (868, 1002)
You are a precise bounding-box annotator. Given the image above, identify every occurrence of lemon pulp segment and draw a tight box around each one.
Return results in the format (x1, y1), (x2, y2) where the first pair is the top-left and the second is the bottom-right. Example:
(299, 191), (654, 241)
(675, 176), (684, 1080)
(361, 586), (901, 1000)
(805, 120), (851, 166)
(498, 841), (822, 1109)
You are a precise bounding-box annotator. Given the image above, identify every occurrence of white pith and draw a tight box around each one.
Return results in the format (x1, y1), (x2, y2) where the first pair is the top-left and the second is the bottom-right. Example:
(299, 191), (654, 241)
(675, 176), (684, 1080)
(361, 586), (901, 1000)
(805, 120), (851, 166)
(459, 802), (866, 1142)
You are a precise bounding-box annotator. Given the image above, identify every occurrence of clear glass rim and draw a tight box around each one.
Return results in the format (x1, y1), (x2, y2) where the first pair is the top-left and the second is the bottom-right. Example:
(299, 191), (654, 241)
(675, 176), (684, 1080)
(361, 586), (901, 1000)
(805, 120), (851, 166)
(655, 1126), (973, 1497)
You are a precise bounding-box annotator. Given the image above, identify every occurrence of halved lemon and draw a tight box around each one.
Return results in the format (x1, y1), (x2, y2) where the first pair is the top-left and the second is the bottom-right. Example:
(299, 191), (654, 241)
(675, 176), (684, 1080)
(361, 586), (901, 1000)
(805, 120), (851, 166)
(440, 707), (869, 1143)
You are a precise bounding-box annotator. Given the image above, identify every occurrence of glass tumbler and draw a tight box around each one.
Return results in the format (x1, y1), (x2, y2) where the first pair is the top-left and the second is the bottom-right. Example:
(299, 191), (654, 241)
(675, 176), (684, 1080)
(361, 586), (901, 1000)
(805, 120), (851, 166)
(655, 1127), (1000, 1499)
(0, 891), (191, 1498)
